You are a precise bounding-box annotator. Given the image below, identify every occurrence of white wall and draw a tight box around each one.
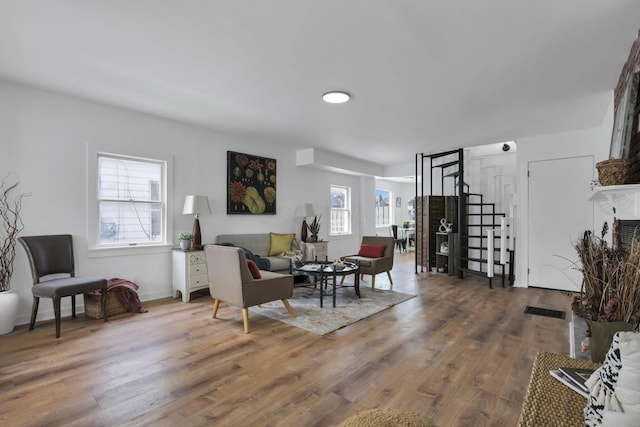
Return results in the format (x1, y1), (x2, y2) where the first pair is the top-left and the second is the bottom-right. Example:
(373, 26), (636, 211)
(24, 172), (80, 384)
(514, 94), (614, 287)
(0, 80), (366, 325)
(465, 149), (517, 216)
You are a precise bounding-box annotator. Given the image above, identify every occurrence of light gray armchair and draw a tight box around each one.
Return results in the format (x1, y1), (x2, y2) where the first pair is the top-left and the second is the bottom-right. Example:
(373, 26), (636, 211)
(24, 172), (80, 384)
(204, 244), (295, 333)
(342, 236), (395, 289)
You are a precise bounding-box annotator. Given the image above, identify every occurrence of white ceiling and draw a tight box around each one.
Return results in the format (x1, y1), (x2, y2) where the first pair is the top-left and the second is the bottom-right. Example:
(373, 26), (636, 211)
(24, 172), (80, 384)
(1, 1), (639, 167)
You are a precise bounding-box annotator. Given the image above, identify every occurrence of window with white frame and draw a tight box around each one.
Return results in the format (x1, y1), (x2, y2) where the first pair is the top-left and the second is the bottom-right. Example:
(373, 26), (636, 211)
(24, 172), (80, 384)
(375, 188), (392, 227)
(408, 197), (415, 221)
(330, 185), (351, 235)
(97, 153), (166, 246)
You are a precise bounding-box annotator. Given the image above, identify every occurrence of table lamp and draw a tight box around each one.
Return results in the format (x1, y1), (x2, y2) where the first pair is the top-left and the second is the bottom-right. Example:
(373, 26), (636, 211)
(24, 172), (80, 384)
(182, 195), (211, 250)
(294, 203), (315, 242)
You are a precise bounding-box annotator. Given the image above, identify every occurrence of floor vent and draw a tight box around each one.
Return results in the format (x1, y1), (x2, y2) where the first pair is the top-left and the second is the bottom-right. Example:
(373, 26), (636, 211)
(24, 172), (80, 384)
(524, 306), (566, 320)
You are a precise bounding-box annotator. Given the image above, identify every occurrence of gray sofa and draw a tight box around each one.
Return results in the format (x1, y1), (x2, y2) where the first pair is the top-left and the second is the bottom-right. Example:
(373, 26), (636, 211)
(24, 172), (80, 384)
(215, 233), (315, 273)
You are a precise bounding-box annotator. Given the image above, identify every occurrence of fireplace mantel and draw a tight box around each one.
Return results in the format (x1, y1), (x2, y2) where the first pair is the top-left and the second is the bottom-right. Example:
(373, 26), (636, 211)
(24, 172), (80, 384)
(588, 184), (640, 218)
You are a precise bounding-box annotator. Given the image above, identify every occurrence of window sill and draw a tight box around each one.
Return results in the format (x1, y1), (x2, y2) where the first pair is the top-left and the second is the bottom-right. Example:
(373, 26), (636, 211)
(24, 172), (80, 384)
(329, 233), (353, 240)
(88, 244), (173, 258)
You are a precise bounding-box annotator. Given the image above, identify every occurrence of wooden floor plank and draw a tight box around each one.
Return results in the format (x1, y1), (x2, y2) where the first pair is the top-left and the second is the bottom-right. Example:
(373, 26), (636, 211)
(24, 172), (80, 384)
(0, 253), (573, 426)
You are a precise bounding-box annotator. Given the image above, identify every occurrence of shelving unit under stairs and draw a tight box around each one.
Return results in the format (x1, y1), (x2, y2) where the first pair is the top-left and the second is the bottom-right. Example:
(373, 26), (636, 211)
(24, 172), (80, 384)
(435, 232), (457, 275)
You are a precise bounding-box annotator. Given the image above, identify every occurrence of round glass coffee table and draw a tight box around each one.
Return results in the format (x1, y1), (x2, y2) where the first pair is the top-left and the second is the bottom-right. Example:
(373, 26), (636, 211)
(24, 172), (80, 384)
(291, 260), (360, 308)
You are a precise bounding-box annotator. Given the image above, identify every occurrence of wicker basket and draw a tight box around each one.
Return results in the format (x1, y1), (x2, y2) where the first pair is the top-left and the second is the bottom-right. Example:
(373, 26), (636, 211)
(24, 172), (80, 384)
(84, 292), (127, 319)
(596, 158), (631, 186)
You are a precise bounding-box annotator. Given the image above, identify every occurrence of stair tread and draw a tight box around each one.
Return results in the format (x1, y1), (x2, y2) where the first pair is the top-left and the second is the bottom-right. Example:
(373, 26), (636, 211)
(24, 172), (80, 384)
(437, 161), (459, 169)
(465, 223), (507, 227)
(428, 149), (460, 159)
(465, 246), (510, 251)
(460, 268), (506, 279)
(461, 256), (508, 265)
(465, 211), (506, 217)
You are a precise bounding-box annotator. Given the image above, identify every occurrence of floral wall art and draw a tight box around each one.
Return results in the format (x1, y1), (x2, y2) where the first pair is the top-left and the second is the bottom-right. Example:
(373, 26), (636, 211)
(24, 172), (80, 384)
(227, 151), (277, 214)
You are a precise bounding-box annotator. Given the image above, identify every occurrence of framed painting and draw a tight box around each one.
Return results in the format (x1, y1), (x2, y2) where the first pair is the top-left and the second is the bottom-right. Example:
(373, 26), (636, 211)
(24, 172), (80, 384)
(610, 72), (640, 159)
(227, 151), (277, 214)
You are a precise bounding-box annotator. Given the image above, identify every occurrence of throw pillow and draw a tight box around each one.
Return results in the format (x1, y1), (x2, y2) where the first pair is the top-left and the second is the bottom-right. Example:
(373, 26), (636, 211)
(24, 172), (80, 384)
(584, 331), (640, 426)
(357, 243), (386, 258)
(269, 232), (295, 256)
(246, 260), (261, 279)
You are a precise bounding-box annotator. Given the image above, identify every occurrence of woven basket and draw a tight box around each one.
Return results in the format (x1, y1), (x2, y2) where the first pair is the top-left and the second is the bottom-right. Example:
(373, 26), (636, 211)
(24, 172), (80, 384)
(518, 352), (600, 426)
(84, 292), (127, 319)
(596, 158), (631, 186)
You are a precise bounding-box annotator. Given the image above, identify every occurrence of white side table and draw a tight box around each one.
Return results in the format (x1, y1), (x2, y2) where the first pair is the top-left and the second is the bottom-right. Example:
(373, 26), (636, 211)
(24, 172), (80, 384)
(172, 249), (209, 302)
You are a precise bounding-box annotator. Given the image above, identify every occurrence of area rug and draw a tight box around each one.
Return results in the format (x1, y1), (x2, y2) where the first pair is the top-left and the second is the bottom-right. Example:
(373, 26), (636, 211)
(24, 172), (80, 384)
(253, 285), (416, 335)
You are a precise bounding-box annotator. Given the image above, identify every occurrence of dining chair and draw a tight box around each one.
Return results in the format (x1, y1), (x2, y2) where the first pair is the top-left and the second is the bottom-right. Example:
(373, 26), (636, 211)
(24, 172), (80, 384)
(18, 234), (108, 338)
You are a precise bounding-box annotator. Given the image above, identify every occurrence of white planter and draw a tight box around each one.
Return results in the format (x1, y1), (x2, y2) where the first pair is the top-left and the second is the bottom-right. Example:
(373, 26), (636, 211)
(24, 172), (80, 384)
(0, 290), (19, 335)
(180, 239), (192, 251)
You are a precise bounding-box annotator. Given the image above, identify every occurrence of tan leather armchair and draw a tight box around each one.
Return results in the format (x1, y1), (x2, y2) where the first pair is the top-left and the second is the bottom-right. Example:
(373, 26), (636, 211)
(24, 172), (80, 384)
(343, 236), (395, 289)
(204, 244), (295, 333)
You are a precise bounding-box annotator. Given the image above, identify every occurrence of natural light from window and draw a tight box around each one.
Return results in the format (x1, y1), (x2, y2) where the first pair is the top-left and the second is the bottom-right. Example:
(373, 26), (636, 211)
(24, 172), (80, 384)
(97, 153), (166, 246)
(330, 185), (351, 235)
(375, 188), (392, 227)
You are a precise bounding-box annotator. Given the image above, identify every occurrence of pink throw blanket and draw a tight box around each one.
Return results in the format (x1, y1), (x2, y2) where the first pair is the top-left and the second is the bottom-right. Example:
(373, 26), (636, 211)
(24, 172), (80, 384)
(90, 278), (148, 313)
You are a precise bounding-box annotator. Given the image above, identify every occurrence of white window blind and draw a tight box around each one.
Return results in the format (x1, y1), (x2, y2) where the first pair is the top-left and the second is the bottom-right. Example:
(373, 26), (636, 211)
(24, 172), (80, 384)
(330, 185), (351, 235)
(97, 154), (165, 246)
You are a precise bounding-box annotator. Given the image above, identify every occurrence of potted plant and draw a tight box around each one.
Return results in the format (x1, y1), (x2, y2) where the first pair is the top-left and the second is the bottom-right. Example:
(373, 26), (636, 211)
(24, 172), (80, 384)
(306, 215), (321, 242)
(0, 176), (27, 334)
(178, 232), (193, 251)
(572, 222), (640, 362)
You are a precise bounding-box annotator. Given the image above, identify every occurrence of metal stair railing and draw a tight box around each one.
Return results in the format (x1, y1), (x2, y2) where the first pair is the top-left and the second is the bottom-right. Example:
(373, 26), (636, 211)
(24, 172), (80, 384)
(416, 149), (514, 288)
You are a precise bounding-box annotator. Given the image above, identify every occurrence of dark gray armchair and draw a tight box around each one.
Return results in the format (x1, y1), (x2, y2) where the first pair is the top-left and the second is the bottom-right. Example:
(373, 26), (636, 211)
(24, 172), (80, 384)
(18, 234), (108, 338)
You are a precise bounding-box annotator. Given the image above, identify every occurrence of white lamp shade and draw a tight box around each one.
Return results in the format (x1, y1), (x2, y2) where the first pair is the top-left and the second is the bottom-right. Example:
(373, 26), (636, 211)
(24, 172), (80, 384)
(294, 203), (315, 218)
(182, 195), (211, 215)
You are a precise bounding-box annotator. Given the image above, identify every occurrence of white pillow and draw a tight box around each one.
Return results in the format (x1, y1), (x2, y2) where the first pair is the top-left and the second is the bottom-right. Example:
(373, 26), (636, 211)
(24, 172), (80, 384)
(584, 331), (640, 426)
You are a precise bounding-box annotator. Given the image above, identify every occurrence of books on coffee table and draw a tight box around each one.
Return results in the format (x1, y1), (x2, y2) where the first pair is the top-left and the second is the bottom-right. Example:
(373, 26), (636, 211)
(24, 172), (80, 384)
(549, 367), (596, 398)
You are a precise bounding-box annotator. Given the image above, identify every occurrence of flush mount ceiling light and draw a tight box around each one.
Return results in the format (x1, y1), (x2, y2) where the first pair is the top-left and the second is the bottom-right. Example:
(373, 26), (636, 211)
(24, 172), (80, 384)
(322, 91), (351, 104)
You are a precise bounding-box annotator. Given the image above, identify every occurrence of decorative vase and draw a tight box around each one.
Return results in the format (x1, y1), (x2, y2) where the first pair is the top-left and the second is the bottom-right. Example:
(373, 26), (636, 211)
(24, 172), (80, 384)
(180, 239), (192, 251)
(0, 290), (20, 335)
(585, 319), (635, 363)
(301, 219), (308, 243)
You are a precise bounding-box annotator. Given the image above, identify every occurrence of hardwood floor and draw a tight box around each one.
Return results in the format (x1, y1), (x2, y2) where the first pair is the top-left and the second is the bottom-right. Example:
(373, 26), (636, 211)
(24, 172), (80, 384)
(0, 253), (574, 426)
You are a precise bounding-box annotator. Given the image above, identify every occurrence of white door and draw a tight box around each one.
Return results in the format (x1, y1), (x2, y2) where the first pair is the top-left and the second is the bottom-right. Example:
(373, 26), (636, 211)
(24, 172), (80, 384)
(528, 156), (594, 291)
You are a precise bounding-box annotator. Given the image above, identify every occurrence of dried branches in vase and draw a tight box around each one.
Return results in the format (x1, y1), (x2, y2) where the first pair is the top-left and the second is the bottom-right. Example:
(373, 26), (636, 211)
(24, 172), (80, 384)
(572, 222), (640, 325)
(0, 175), (27, 292)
